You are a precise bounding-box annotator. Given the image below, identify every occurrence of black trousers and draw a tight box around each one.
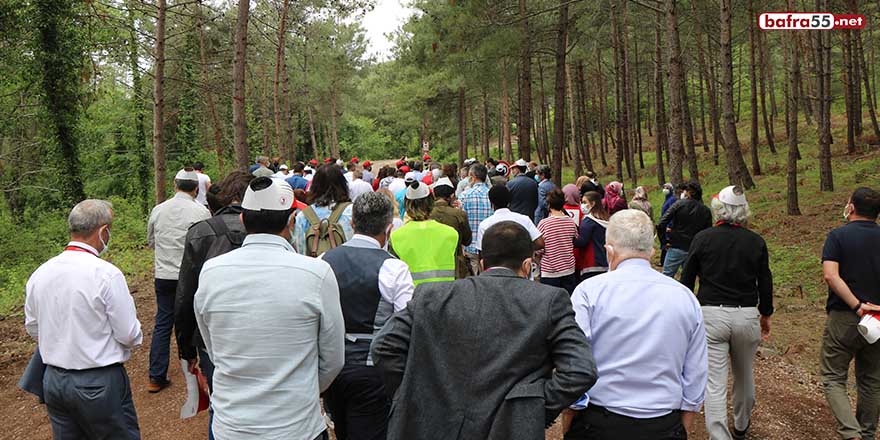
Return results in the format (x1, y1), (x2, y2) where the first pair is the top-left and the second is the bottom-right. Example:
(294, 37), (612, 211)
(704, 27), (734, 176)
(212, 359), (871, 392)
(43, 363), (140, 440)
(564, 405), (687, 440)
(323, 364), (390, 440)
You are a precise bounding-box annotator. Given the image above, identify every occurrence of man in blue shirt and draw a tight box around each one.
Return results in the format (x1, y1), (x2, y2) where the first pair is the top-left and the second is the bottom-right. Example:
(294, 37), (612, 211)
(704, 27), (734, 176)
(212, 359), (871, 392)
(535, 165), (556, 224)
(248, 155), (270, 174)
(285, 163), (309, 191)
(507, 159), (538, 218)
(460, 164), (492, 276)
(568, 209), (708, 439)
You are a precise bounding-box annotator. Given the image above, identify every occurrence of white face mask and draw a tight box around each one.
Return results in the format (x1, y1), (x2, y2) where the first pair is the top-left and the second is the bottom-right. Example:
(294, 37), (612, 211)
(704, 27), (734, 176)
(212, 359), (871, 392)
(843, 203), (852, 221)
(662, 188), (670, 196)
(98, 227), (111, 256)
(680, 193), (687, 200)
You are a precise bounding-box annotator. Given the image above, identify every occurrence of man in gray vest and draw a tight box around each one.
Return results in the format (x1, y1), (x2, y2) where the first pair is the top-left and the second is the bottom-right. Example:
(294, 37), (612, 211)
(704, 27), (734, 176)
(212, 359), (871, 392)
(322, 192), (415, 440)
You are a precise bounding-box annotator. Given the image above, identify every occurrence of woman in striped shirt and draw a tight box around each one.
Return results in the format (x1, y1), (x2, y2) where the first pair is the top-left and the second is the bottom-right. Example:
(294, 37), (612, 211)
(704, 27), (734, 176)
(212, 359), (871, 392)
(537, 188), (580, 294)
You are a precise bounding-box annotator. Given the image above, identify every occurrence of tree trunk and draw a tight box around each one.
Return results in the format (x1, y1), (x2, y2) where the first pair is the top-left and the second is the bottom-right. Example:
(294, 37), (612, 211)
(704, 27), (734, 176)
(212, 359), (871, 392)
(273, 0), (290, 162)
(787, 0), (801, 216)
(619, 0), (635, 184)
(634, 26), (645, 170)
(767, 32), (779, 118)
(231, 0), (250, 169)
(518, 0), (532, 161)
(757, 23), (777, 154)
(552, 0), (568, 187)
(698, 68), (709, 155)
(653, 11), (668, 186)
(736, 45), (743, 122)
(843, 29), (857, 154)
(303, 48), (319, 161)
(567, 63), (583, 176)
(538, 58), (552, 165)
(576, 61), (594, 171)
(720, 0), (755, 189)
(681, 67), (699, 183)
(153, 0), (167, 202)
(329, 87), (340, 159)
(596, 51), (609, 168)
(747, 0), (762, 175)
(196, 1), (225, 176)
(707, 33), (721, 166)
(483, 91), (492, 160)
(856, 28), (880, 137)
(129, 0), (150, 212)
(501, 75), (513, 161)
(664, 0), (685, 184)
(814, 0), (834, 191)
(458, 87), (467, 165)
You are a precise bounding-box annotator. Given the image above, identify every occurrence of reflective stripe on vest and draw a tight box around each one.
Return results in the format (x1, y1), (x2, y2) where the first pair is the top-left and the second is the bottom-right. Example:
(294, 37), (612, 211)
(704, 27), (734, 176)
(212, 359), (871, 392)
(411, 270), (456, 281)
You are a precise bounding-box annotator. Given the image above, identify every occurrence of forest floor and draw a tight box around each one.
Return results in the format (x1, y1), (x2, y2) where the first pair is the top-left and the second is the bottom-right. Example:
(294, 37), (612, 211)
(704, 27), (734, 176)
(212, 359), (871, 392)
(1, 141), (877, 439)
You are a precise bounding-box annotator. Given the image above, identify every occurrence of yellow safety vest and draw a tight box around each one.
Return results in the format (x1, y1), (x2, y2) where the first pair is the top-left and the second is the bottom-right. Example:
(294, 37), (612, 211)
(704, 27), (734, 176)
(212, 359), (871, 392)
(390, 220), (459, 286)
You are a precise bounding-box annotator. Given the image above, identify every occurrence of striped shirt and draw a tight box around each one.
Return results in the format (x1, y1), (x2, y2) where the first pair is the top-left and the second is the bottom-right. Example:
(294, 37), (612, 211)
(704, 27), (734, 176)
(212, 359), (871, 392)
(537, 214), (579, 278)
(460, 182), (492, 254)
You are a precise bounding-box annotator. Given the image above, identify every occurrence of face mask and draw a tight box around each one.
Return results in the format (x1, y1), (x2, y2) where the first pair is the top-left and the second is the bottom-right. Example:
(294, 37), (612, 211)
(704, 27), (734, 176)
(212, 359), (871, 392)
(98, 227), (111, 256)
(581, 203), (590, 214)
(843, 203), (852, 221)
(534, 176), (540, 182)
(680, 193), (687, 200)
(286, 214), (296, 246)
(604, 244), (615, 271)
(662, 188), (670, 196)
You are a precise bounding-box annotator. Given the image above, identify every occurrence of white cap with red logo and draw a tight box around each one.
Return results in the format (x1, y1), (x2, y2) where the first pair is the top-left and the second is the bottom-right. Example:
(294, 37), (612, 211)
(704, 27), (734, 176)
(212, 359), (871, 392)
(242, 177), (294, 211)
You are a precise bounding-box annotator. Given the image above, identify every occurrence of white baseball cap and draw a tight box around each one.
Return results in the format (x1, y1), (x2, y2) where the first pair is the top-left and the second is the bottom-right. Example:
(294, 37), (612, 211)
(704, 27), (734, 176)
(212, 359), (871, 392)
(431, 177), (454, 190)
(514, 159), (528, 167)
(242, 177), (294, 211)
(405, 180), (431, 200)
(279, 164), (288, 171)
(175, 168), (199, 181)
(717, 185), (748, 206)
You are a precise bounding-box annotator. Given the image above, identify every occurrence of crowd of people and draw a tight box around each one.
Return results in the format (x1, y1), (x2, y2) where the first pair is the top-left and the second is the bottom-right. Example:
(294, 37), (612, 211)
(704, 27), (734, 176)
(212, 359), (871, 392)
(19, 152), (880, 440)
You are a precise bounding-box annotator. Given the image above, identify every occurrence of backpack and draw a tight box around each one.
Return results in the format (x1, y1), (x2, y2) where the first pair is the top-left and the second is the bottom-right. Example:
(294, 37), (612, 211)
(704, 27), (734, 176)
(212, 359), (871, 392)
(302, 202), (351, 257)
(204, 214), (247, 260)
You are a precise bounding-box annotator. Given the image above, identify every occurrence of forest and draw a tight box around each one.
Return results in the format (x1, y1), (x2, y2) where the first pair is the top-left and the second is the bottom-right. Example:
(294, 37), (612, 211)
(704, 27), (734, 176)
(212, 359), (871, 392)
(1, 0), (880, 437)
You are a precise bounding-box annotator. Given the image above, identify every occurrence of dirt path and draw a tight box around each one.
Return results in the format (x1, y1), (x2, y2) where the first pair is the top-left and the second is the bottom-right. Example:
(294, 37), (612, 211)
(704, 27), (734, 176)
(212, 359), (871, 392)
(0, 276), (842, 440)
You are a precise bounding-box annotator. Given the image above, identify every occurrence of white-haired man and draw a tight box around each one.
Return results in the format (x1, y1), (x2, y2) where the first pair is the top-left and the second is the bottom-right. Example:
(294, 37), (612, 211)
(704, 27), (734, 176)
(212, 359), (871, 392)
(680, 186), (773, 440)
(25, 200), (143, 438)
(146, 168), (211, 392)
(566, 209), (708, 440)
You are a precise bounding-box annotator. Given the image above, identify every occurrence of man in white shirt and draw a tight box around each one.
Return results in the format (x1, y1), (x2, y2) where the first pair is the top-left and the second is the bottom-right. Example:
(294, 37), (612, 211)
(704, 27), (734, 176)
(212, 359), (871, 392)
(25, 199), (143, 438)
(387, 169), (407, 194)
(146, 168), (211, 393)
(348, 169), (374, 202)
(193, 161), (212, 207)
(195, 177), (345, 440)
(272, 164), (290, 179)
(344, 162), (356, 183)
(322, 192), (414, 439)
(475, 185), (544, 253)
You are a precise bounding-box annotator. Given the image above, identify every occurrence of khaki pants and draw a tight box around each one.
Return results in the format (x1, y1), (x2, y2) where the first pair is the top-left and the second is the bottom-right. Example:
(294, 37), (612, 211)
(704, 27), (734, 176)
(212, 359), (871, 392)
(821, 310), (880, 440)
(702, 306), (761, 440)
(465, 252), (481, 276)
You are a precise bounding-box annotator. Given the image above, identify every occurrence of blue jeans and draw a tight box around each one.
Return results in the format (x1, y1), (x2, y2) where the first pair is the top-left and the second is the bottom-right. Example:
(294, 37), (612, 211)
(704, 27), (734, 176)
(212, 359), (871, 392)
(149, 279), (177, 382)
(540, 273), (579, 296)
(198, 347), (215, 440)
(662, 248), (689, 278)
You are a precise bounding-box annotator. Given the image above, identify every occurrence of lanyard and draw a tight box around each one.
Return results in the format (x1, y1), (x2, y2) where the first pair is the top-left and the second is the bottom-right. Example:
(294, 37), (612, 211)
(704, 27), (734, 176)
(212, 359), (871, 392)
(715, 221), (742, 228)
(64, 245), (98, 257)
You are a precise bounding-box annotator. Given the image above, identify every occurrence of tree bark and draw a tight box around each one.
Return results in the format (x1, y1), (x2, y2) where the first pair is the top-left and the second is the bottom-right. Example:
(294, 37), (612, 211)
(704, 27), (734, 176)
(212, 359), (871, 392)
(596, 51), (609, 168)
(747, 0), (762, 175)
(483, 91), (492, 160)
(501, 75), (513, 161)
(856, 28), (880, 137)
(664, 0), (685, 184)
(196, 1), (225, 176)
(842, 29), (856, 154)
(153, 0), (167, 202)
(720, 0), (755, 189)
(518, 0), (532, 161)
(681, 67), (699, 182)
(653, 11), (668, 186)
(787, 0), (801, 216)
(129, 0), (150, 212)
(814, 0), (834, 191)
(757, 23), (777, 154)
(458, 87), (467, 166)
(274, 0), (295, 163)
(552, 0), (568, 187)
(576, 61), (594, 171)
(567, 63), (583, 176)
(232, 0), (250, 169)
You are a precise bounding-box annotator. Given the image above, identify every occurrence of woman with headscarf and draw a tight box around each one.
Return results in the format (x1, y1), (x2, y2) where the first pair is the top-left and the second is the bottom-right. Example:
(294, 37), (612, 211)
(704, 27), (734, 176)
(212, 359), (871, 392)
(628, 186), (654, 221)
(603, 181), (627, 216)
(562, 184), (585, 224)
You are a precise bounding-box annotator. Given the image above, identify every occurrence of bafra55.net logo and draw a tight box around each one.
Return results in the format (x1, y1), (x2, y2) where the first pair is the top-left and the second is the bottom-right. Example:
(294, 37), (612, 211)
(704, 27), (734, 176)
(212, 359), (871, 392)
(759, 12), (866, 30)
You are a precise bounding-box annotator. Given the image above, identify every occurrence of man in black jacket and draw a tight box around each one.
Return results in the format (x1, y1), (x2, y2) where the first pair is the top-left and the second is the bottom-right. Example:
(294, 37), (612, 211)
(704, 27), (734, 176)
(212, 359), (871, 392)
(507, 159), (539, 218)
(174, 170), (251, 439)
(371, 221), (597, 440)
(657, 181), (713, 278)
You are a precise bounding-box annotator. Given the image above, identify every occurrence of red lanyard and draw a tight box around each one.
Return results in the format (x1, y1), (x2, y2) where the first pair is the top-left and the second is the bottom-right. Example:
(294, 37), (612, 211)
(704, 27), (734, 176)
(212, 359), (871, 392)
(64, 245), (98, 256)
(715, 221), (742, 228)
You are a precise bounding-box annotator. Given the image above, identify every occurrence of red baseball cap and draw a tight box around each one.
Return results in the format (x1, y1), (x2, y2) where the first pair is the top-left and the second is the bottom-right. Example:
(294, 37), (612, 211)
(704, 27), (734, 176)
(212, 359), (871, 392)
(309, 159), (318, 166)
(323, 157), (332, 164)
(396, 159), (406, 168)
(400, 165), (411, 173)
(362, 160), (371, 167)
(423, 154), (431, 161)
(351, 157), (359, 163)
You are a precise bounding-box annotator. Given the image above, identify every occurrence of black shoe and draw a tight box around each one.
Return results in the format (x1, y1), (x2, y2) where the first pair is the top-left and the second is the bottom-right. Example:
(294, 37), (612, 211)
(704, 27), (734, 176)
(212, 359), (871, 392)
(732, 422), (750, 440)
